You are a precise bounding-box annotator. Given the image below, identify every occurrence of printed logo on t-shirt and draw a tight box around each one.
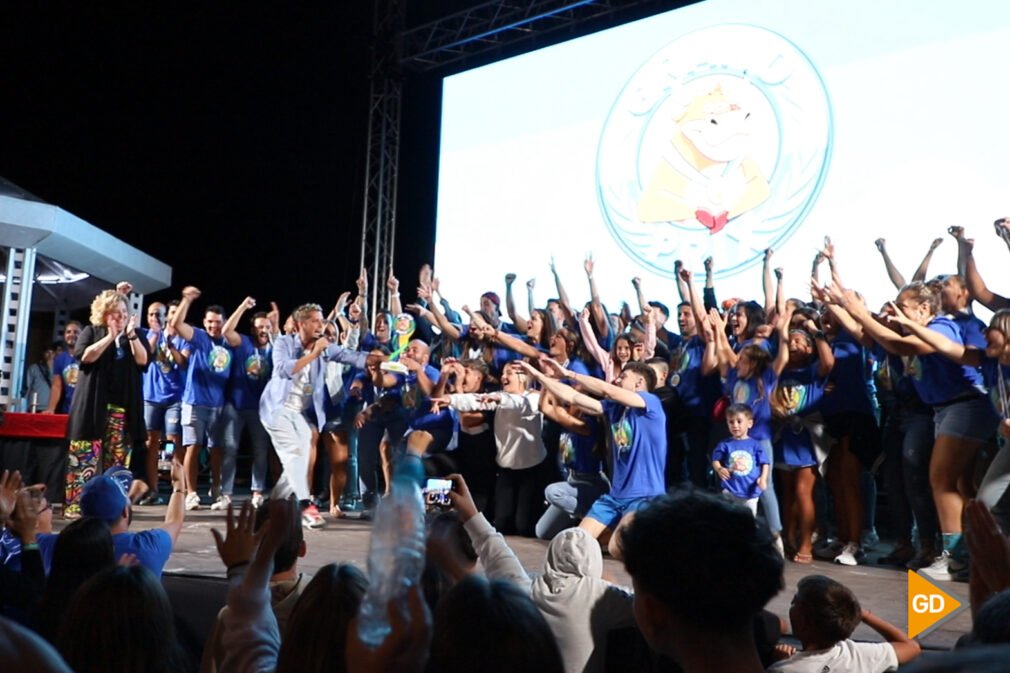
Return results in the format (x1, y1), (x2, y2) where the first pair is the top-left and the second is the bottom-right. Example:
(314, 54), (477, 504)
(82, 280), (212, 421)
(156, 340), (175, 374)
(208, 345), (231, 373)
(729, 449), (755, 476)
(903, 355), (922, 382)
(245, 353), (269, 381)
(559, 433), (575, 466)
(779, 384), (808, 416)
(732, 380), (753, 405)
(62, 362), (80, 388)
(611, 416), (633, 455)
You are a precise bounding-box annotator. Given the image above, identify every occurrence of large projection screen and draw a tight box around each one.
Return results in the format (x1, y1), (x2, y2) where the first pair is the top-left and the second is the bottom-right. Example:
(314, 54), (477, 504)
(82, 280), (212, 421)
(434, 0), (1010, 324)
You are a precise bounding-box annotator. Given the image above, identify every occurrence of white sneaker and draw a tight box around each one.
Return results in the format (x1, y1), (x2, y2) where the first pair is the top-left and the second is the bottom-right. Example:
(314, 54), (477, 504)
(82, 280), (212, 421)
(772, 535), (785, 558)
(861, 528), (880, 550)
(834, 542), (861, 566)
(301, 504), (326, 530)
(919, 550), (966, 582)
(209, 494), (232, 511)
(185, 492), (202, 511)
(250, 492), (265, 509)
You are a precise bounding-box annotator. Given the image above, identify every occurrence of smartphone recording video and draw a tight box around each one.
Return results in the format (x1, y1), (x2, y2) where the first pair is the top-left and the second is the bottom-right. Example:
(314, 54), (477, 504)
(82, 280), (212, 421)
(423, 478), (453, 511)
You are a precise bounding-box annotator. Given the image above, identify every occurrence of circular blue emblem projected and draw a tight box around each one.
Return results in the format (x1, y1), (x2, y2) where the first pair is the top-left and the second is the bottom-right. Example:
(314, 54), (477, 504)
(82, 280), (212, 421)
(596, 24), (832, 280)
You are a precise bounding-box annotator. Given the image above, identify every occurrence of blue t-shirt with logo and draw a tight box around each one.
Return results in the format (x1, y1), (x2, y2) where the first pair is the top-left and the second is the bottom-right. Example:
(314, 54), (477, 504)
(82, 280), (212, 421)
(725, 367), (778, 441)
(182, 328), (232, 408)
(227, 334), (272, 411)
(905, 316), (985, 405)
(603, 393), (667, 499)
(559, 414), (604, 475)
(52, 351), (79, 413)
(774, 362), (828, 467)
(712, 437), (768, 499)
(142, 333), (188, 404)
(670, 335), (721, 417)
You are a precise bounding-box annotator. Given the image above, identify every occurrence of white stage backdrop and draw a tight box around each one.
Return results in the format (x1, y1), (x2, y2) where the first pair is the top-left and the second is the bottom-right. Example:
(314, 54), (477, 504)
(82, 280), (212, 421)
(434, 0), (1010, 325)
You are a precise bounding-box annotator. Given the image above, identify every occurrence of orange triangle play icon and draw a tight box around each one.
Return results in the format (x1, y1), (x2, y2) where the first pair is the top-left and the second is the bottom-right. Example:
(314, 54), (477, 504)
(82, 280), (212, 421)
(907, 570), (964, 638)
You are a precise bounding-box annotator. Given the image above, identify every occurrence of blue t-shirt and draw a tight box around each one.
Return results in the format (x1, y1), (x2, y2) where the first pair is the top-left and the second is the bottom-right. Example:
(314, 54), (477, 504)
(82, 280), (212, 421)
(559, 414), (604, 474)
(398, 365), (452, 432)
(142, 333), (188, 404)
(952, 312), (987, 350)
(113, 529), (173, 578)
(227, 335), (272, 411)
(52, 351), (79, 413)
(182, 328), (232, 408)
(712, 437), (768, 499)
(725, 367), (778, 441)
(905, 316), (985, 405)
(981, 357), (1010, 418)
(670, 335), (721, 417)
(774, 362), (829, 467)
(821, 331), (874, 416)
(603, 393), (667, 499)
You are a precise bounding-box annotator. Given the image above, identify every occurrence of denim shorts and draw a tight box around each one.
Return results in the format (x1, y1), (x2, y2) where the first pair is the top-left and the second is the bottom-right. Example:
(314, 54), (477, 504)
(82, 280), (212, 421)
(584, 493), (654, 529)
(181, 404), (223, 448)
(933, 396), (998, 443)
(144, 400), (182, 437)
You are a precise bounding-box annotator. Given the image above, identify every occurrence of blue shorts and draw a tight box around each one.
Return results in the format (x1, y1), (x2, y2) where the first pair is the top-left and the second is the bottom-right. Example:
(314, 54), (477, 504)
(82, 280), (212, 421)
(584, 493), (655, 529)
(181, 404), (223, 448)
(144, 401), (182, 437)
(933, 396), (998, 443)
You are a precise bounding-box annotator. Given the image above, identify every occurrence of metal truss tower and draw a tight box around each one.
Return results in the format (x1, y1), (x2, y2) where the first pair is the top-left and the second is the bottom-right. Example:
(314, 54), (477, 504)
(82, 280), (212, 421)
(358, 0), (664, 320)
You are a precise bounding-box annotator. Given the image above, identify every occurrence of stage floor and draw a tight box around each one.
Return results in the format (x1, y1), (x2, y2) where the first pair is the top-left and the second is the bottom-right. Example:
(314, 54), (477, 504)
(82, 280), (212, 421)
(117, 504), (971, 651)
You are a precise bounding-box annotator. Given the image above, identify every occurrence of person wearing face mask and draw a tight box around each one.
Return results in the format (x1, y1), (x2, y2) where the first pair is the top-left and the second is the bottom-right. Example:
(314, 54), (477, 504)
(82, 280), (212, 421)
(63, 289), (150, 519)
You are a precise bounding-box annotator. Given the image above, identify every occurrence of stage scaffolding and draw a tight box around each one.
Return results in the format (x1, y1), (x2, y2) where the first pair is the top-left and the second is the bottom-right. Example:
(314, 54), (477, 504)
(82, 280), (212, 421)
(358, 0), (670, 322)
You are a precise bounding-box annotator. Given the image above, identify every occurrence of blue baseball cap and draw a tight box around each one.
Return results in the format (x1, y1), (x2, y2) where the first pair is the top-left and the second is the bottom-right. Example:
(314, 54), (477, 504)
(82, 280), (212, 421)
(80, 468), (132, 520)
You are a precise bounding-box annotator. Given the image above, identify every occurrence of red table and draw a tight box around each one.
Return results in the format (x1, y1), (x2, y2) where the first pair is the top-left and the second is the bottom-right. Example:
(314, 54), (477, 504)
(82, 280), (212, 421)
(0, 412), (68, 501)
(0, 412), (68, 439)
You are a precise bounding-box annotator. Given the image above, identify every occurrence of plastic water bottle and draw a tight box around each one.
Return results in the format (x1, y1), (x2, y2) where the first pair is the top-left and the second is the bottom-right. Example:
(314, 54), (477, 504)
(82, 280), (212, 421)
(356, 472), (426, 647)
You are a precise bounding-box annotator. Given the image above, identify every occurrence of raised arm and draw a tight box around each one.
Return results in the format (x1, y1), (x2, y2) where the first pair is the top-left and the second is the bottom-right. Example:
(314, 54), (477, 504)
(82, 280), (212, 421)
(416, 285), (461, 341)
(490, 326), (542, 360)
(578, 307), (612, 375)
(707, 308), (735, 378)
(387, 271), (402, 316)
(886, 304), (983, 366)
(702, 256), (719, 312)
(540, 357), (646, 410)
(772, 309), (792, 377)
(223, 297), (255, 348)
(673, 260), (689, 304)
(873, 238), (907, 290)
(550, 257), (576, 328)
(513, 360), (604, 416)
(170, 286), (200, 342)
(631, 276), (649, 316)
(539, 390), (592, 435)
(911, 237), (944, 283)
(860, 609), (921, 665)
(585, 255), (610, 341)
(762, 248), (775, 316)
(837, 291), (934, 356)
(959, 231), (1010, 311)
(504, 273), (529, 333)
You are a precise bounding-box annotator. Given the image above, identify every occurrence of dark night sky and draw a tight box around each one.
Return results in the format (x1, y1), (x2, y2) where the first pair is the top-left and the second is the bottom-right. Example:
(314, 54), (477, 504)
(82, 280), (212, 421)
(1, 2), (676, 321)
(0, 2), (443, 318)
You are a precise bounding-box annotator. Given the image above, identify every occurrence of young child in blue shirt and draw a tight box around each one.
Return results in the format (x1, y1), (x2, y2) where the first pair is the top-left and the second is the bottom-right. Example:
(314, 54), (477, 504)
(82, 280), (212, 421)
(712, 403), (769, 515)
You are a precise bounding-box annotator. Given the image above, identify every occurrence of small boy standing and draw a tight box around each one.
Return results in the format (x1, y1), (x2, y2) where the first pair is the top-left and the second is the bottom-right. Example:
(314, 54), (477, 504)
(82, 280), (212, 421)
(711, 403), (769, 515)
(770, 575), (921, 672)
